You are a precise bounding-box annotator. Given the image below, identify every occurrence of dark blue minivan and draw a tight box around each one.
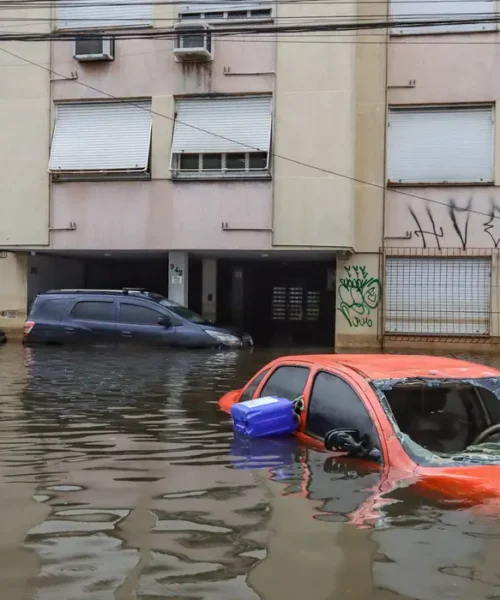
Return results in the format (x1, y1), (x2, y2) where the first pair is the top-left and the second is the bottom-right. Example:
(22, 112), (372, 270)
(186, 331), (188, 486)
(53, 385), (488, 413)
(23, 288), (253, 349)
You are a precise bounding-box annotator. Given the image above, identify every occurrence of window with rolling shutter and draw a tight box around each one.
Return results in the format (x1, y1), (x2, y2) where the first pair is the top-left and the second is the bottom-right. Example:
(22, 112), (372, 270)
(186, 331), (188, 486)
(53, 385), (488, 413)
(385, 257), (491, 335)
(170, 95), (273, 179)
(387, 105), (494, 184)
(49, 101), (152, 176)
(179, 0), (272, 20)
(56, 0), (152, 29)
(389, 0), (495, 35)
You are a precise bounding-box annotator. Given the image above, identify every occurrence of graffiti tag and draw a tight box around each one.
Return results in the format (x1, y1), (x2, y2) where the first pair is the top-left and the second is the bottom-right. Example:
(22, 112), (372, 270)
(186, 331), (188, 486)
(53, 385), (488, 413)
(338, 265), (381, 328)
(406, 197), (500, 250)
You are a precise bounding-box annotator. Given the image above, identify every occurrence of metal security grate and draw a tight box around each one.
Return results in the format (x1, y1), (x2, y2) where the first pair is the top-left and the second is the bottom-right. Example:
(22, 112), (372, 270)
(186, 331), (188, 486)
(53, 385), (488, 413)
(385, 257), (491, 335)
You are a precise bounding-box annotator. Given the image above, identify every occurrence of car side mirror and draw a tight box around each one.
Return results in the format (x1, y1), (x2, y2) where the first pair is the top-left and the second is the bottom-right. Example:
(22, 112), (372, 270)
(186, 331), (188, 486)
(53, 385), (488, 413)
(324, 428), (372, 458)
(158, 316), (172, 328)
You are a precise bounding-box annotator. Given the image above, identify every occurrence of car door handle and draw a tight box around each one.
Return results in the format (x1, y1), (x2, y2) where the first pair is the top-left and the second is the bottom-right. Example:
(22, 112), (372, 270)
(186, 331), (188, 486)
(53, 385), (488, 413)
(121, 331), (132, 337)
(65, 327), (75, 333)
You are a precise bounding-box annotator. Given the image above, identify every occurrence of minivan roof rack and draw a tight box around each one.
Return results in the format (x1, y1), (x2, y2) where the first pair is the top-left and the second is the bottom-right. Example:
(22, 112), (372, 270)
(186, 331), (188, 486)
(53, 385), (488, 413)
(42, 288), (150, 295)
(122, 287), (148, 294)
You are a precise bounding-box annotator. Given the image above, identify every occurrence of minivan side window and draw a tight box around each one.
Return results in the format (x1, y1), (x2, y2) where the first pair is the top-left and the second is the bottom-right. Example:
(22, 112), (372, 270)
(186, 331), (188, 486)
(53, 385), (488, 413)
(239, 369), (270, 403)
(259, 366), (310, 401)
(71, 300), (115, 322)
(119, 303), (163, 326)
(306, 371), (381, 457)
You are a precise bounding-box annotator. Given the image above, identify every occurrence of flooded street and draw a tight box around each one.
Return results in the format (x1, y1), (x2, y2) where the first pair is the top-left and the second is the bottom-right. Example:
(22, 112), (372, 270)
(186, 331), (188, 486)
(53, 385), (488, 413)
(1, 344), (500, 600)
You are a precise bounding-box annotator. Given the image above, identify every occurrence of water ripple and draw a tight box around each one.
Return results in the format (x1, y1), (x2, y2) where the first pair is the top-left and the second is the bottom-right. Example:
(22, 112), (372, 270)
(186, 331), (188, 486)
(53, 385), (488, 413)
(0, 344), (500, 599)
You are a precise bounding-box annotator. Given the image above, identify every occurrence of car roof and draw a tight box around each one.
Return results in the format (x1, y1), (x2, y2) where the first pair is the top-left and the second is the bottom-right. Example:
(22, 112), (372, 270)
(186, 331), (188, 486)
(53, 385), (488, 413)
(276, 354), (500, 380)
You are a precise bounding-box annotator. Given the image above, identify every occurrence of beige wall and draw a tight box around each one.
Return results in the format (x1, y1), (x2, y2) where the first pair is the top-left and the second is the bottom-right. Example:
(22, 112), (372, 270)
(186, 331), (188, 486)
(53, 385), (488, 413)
(335, 3), (387, 349)
(272, 0), (357, 249)
(0, 253), (28, 337)
(0, 9), (50, 246)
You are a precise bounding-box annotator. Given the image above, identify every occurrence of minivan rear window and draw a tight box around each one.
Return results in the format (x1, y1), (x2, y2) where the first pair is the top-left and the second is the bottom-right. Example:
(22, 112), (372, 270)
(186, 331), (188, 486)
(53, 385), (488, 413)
(31, 298), (69, 320)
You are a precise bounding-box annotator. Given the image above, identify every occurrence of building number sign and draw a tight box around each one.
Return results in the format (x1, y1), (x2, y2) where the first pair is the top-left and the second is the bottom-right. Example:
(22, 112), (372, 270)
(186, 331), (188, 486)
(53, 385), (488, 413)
(170, 263), (184, 284)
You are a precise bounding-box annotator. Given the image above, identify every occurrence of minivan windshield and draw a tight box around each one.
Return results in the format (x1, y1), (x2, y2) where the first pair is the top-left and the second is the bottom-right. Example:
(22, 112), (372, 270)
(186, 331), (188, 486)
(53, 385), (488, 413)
(145, 293), (210, 325)
(373, 377), (500, 466)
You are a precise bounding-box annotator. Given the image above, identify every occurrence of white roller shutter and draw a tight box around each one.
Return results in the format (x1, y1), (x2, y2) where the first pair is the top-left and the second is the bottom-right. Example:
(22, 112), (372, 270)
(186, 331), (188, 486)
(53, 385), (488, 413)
(385, 257), (491, 335)
(49, 101), (152, 172)
(171, 96), (273, 154)
(387, 106), (494, 184)
(390, 0), (495, 34)
(56, 0), (151, 29)
(179, 0), (271, 13)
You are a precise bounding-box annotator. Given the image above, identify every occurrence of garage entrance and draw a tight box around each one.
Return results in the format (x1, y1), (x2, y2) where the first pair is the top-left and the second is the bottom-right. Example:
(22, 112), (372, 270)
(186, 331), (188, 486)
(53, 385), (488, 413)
(217, 257), (336, 347)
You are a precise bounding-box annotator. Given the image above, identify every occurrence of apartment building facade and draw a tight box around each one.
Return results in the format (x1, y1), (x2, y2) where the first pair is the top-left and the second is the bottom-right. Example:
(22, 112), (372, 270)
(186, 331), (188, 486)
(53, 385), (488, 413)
(9, 0), (499, 351)
(0, 0), (387, 349)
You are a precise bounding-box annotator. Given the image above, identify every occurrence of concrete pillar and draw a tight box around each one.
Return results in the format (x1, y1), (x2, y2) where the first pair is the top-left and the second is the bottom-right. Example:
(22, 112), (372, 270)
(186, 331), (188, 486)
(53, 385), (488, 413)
(202, 258), (217, 322)
(168, 251), (189, 306)
(0, 252), (28, 339)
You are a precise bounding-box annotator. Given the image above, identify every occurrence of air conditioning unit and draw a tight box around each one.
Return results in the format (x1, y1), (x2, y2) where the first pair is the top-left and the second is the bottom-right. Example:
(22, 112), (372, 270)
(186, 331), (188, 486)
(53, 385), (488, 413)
(173, 21), (213, 62)
(73, 37), (115, 62)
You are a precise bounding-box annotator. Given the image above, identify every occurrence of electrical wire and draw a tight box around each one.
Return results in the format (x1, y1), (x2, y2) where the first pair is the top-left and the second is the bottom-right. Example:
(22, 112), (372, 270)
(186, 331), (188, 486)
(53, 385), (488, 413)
(0, 0), (499, 7)
(0, 14), (498, 40)
(0, 43), (497, 222)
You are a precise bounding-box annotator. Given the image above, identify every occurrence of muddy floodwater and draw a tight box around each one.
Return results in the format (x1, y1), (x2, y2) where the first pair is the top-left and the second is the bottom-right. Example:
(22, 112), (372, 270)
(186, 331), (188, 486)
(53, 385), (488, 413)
(1, 343), (500, 600)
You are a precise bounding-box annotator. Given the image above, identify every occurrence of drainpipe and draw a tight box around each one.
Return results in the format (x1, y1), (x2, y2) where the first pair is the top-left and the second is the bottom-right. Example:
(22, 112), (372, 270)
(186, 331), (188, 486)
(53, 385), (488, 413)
(381, 17), (390, 353)
(270, 0), (278, 247)
(47, 13), (54, 248)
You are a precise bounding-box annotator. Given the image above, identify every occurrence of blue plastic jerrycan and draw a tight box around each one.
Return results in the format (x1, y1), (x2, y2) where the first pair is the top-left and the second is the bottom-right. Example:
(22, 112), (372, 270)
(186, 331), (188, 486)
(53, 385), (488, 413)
(230, 396), (297, 438)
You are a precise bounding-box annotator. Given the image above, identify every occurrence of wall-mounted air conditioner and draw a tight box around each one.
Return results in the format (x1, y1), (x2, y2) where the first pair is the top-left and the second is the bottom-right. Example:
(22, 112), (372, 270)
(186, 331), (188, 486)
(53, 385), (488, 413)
(74, 37), (115, 62)
(173, 21), (213, 62)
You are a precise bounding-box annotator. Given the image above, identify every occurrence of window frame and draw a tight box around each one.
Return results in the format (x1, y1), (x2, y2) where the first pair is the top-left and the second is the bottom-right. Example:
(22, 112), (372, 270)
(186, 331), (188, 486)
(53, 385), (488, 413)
(55, 0), (153, 31)
(238, 368), (271, 403)
(117, 301), (165, 326)
(49, 99), (153, 182)
(32, 298), (71, 321)
(70, 299), (116, 322)
(179, 6), (273, 24)
(172, 151), (271, 180)
(304, 369), (383, 461)
(384, 256), (491, 336)
(389, 0), (495, 36)
(386, 104), (495, 186)
(257, 363), (311, 402)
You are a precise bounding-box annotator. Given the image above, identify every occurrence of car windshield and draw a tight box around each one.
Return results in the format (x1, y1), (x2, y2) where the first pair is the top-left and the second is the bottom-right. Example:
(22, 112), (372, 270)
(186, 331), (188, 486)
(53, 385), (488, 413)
(145, 293), (210, 325)
(372, 377), (500, 467)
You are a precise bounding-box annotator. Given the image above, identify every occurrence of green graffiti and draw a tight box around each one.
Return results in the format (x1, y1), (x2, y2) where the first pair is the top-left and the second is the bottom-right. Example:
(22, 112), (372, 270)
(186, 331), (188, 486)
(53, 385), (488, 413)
(338, 265), (381, 328)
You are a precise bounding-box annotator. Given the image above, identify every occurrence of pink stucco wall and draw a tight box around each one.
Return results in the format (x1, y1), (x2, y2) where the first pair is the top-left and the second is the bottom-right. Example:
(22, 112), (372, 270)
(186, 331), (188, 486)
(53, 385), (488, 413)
(388, 32), (500, 105)
(50, 180), (272, 250)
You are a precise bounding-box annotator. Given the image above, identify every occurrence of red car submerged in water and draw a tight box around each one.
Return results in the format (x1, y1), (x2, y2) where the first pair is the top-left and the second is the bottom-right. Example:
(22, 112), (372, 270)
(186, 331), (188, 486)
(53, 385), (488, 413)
(219, 354), (500, 526)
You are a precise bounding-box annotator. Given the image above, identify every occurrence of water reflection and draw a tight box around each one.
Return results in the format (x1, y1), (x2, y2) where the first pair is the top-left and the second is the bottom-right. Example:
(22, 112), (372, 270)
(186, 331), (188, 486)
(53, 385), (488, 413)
(0, 344), (499, 598)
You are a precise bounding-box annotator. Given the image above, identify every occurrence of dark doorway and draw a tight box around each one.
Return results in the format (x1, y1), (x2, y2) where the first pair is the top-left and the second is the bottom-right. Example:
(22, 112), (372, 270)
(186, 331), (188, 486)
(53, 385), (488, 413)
(217, 259), (335, 347)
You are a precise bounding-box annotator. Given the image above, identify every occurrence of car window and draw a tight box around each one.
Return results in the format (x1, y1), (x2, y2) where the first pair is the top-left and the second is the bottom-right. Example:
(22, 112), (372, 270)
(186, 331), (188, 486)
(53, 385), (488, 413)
(71, 300), (115, 322)
(33, 298), (70, 320)
(306, 371), (381, 452)
(119, 303), (162, 326)
(259, 365), (310, 401)
(239, 369), (270, 402)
